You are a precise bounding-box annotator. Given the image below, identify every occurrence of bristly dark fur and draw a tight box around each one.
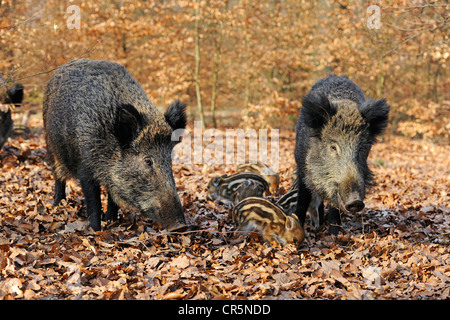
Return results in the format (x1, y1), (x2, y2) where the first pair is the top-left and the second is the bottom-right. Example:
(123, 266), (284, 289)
(0, 81), (24, 149)
(294, 75), (390, 236)
(301, 90), (337, 133)
(165, 100), (187, 131)
(7, 84), (24, 105)
(43, 59), (187, 232)
(114, 103), (147, 149)
(358, 98), (390, 142)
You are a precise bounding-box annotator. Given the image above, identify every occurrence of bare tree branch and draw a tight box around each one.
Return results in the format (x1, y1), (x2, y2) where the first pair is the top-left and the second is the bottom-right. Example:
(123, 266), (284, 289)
(382, 21), (448, 58)
(3, 40), (101, 84)
(383, 4), (450, 11)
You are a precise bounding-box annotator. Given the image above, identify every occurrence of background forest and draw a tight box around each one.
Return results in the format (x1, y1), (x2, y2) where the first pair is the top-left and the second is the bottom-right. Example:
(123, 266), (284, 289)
(1, 0), (448, 137)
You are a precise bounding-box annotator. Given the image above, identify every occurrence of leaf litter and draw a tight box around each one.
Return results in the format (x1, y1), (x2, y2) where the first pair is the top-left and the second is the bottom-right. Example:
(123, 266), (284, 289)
(0, 118), (449, 300)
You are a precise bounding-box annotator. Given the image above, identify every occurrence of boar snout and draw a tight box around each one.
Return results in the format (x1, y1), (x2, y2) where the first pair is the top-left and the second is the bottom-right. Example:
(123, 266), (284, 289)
(344, 192), (365, 213)
(144, 194), (186, 232)
(337, 165), (366, 213)
(345, 199), (365, 213)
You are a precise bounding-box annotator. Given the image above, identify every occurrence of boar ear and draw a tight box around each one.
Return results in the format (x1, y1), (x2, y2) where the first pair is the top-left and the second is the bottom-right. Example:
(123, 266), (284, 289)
(285, 215), (296, 230)
(115, 103), (143, 149)
(7, 83), (24, 105)
(301, 92), (337, 133)
(359, 98), (390, 140)
(165, 100), (187, 131)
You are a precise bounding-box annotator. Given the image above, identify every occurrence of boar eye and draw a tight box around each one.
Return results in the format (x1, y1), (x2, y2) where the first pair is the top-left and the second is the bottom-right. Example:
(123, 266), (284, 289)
(330, 144), (337, 152)
(144, 158), (153, 168)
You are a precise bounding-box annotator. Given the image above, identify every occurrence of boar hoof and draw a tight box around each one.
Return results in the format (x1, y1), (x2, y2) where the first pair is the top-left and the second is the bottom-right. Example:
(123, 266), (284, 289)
(329, 223), (342, 236)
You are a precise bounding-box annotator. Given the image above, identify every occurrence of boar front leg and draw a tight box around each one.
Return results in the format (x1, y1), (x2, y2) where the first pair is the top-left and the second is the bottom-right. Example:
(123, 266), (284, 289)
(328, 206), (342, 235)
(105, 192), (119, 221)
(308, 195), (324, 228)
(295, 177), (312, 228)
(53, 178), (66, 206)
(80, 178), (102, 231)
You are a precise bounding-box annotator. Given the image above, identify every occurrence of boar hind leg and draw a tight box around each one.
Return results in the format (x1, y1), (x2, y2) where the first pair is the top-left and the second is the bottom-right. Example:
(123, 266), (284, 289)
(295, 177), (312, 228)
(53, 179), (66, 206)
(80, 178), (102, 231)
(328, 206), (342, 235)
(105, 192), (119, 221)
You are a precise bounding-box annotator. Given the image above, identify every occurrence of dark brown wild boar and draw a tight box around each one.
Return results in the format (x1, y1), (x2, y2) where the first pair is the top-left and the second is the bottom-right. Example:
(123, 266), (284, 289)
(294, 75), (390, 235)
(0, 77), (24, 149)
(43, 59), (187, 232)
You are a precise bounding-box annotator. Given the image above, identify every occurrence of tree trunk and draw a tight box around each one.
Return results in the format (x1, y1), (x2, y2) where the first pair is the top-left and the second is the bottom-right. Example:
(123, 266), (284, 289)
(194, 0), (205, 129)
(211, 44), (220, 128)
(243, 19), (250, 110)
(210, 1), (229, 128)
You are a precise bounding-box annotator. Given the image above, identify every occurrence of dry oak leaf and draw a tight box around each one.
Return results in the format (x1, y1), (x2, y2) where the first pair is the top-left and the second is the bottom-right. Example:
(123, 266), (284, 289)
(170, 256), (191, 269)
(222, 247), (240, 262)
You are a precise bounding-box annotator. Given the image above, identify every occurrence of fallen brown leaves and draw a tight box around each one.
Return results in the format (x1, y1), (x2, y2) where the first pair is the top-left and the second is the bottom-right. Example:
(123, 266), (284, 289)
(0, 117), (449, 300)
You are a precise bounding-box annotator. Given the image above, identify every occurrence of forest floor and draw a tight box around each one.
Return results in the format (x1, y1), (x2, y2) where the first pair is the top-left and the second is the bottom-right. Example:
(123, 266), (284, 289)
(0, 108), (449, 300)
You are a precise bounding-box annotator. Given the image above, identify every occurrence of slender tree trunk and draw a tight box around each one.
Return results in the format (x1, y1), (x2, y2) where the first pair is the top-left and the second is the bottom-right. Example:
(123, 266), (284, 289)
(211, 44), (220, 128)
(432, 63), (440, 103)
(243, 20), (250, 110)
(376, 58), (385, 98)
(210, 1), (228, 128)
(194, 0), (205, 129)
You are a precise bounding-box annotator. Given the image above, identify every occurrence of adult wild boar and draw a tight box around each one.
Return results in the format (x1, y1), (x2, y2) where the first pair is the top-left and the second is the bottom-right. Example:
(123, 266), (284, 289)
(294, 75), (389, 235)
(43, 59), (187, 232)
(0, 77), (24, 149)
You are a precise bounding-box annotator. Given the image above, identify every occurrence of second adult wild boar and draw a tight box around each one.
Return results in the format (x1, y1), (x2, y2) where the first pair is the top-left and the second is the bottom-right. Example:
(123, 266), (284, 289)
(43, 59), (187, 231)
(0, 77), (24, 149)
(295, 75), (390, 235)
